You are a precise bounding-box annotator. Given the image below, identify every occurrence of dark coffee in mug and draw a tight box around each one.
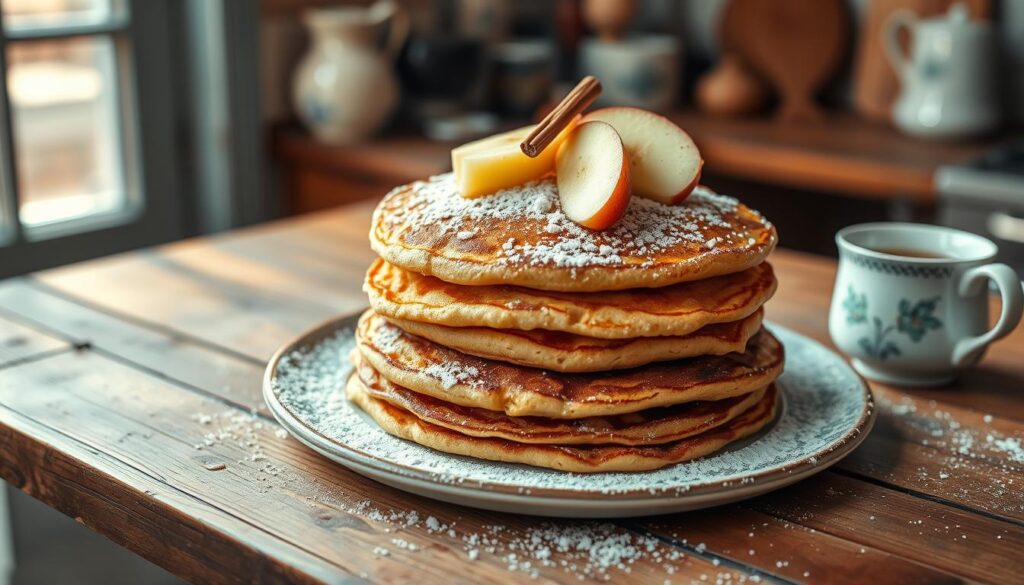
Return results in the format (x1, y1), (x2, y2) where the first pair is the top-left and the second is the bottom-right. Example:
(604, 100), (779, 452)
(869, 246), (949, 260)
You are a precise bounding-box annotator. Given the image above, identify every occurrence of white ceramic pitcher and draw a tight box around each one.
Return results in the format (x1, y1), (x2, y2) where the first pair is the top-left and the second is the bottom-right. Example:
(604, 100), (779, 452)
(886, 3), (999, 138)
(293, 1), (408, 144)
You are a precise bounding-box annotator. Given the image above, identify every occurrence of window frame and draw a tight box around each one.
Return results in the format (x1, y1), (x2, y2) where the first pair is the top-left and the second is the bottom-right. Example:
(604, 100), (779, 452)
(0, 0), (188, 277)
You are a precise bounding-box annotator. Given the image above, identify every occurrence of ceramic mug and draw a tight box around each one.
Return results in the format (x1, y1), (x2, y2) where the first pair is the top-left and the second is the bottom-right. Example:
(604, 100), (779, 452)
(829, 223), (1023, 387)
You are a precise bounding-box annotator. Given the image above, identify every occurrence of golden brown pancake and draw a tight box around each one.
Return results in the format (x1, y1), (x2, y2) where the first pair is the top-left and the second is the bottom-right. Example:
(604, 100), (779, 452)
(353, 352), (769, 445)
(347, 376), (778, 473)
(370, 175), (777, 292)
(364, 259), (776, 339)
(385, 309), (764, 373)
(356, 310), (784, 418)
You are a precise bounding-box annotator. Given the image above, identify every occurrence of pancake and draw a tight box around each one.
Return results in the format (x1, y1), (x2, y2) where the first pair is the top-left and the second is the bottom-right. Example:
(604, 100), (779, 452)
(353, 352), (768, 445)
(370, 174), (777, 292)
(347, 375), (778, 472)
(385, 309), (764, 373)
(365, 259), (776, 339)
(356, 310), (784, 418)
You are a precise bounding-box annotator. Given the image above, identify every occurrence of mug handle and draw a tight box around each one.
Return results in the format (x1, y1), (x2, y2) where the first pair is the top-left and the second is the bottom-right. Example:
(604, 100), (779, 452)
(884, 9), (916, 77)
(951, 263), (1024, 367)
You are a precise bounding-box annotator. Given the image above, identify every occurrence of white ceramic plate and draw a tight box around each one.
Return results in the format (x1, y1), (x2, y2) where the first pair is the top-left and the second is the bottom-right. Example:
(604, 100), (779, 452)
(264, 315), (875, 518)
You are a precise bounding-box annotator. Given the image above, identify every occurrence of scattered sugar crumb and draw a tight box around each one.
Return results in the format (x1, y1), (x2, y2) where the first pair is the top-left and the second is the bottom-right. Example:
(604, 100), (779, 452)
(423, 362), (481, 390)
(990, 436), (1024, 463)
(874, 394), (1024, 515)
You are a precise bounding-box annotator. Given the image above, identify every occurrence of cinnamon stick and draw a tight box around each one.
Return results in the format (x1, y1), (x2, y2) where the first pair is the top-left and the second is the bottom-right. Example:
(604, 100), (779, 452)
(520, 76), (602, 158)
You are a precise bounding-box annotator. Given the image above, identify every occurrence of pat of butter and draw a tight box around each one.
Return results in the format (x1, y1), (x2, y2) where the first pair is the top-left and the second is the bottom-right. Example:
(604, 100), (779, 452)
(451, 120), (577, 199)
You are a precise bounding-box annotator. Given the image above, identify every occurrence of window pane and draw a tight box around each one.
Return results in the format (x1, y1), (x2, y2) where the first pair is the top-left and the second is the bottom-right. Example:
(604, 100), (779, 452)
(3, 0), (113, 31)
(8, 37), (127, 228)
(0, 183), (10, 240)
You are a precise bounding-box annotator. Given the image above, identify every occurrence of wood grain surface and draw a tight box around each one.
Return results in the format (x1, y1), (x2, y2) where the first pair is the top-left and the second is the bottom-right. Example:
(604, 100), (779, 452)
(0, 202), (1021, 584)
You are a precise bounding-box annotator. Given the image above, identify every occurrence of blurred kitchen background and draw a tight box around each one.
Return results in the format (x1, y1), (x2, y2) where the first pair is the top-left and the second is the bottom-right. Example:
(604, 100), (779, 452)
(0, 0), (1022, 583)
(0, 0), (1022, 281)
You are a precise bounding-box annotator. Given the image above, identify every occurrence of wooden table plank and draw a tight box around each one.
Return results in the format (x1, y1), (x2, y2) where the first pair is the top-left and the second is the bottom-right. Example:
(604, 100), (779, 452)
(840, 391), (1024, 523)
(165, 207), (378, 312)
(33, 207), (378, 362)
(0, 301), (68, 368)
(0, 360), (342, 585)
(0, 279), (266, 414)
(749, 473), (1022, 584)
(32, 251), (342, 362)
(637, 508), (963, 584)
(0, 350), (758, 585)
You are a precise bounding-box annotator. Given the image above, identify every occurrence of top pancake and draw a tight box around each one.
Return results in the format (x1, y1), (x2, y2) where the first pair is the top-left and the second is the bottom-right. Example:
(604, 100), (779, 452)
(370, 174), (777, 292)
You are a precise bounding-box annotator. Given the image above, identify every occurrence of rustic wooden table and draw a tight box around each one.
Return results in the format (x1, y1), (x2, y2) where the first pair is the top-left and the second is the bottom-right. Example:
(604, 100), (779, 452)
(0, 201), (1021, 584)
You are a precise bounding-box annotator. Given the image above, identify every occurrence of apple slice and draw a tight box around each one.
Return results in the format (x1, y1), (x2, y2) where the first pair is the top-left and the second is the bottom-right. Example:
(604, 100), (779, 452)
(451, 117), (578, 199)
(556, 121), (631, 230)
(580, 107), (703, 205)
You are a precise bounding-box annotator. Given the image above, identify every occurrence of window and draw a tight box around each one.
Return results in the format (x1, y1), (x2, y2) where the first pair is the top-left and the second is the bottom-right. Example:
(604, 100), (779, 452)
(0, 0), (186, 277)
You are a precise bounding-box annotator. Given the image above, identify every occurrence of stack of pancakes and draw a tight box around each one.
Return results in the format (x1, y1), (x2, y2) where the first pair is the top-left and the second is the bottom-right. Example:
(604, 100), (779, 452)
(350, 174), (782, 473)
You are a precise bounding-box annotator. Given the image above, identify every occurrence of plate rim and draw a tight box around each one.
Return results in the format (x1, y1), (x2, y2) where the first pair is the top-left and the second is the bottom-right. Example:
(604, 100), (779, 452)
(263, 313), (876, 502)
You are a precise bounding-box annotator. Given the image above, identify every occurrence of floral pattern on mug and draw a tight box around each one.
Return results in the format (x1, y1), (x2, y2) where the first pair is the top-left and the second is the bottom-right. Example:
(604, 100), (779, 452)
(897, 297), (943, 342)
(859, 317), (901, 360)
(842, 286), (868, 324)
(843, 287), (944, 360)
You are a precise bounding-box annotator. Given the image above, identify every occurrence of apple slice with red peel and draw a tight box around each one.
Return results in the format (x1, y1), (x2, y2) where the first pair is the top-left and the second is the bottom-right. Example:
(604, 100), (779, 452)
(580, 106), (703, 205)
(556, 120), (631, 230)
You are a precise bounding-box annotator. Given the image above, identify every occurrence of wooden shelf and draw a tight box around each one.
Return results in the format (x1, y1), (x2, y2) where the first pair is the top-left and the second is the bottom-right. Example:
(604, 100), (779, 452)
(271, 113), (1009, 213)
(272, 124), (451, 213)
(669, 111), (1002, 202)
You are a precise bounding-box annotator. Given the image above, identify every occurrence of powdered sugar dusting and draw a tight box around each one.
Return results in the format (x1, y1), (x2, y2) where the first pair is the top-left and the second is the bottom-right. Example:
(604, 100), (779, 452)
(269, 322), (871, 498)
(868, 394), (1024, 514)
(367, 318), (484, 390)
(379, 174), (771, 270)
(308, 497), (768, 582)
(424, 362), (482, 390)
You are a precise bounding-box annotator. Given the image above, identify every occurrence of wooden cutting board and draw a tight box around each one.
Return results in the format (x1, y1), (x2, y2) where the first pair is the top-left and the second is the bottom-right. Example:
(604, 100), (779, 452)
(721, 0), (849, 121)
(852, 0), (992, 123)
